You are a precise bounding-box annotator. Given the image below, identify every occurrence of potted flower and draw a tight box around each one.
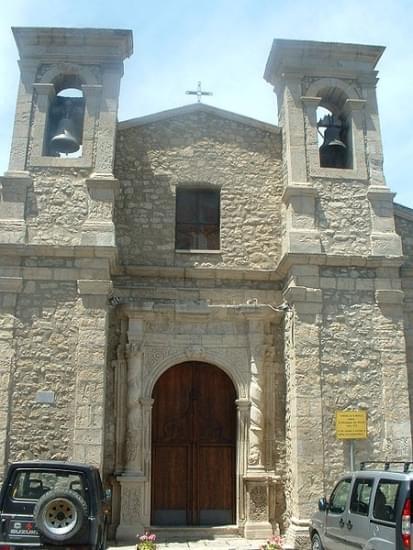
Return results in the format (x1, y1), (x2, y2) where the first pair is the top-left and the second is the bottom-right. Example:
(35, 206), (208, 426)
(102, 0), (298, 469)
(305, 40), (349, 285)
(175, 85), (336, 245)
(137, 530), (157, 549)
(260, 534), (283, 549)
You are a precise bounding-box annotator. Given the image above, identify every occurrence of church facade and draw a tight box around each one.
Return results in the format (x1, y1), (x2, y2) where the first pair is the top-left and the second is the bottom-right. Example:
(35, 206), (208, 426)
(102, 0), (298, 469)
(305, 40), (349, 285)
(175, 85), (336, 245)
(1, 27), (413, 548)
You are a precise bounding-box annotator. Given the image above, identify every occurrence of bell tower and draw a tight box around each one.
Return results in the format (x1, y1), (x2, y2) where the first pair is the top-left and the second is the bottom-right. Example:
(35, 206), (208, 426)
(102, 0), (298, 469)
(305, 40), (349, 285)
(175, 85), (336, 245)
(264, 39), (402, 259)
(1, 27), (132, 246)
(0, 28), (132, 476)
(264, 41), (410, 549)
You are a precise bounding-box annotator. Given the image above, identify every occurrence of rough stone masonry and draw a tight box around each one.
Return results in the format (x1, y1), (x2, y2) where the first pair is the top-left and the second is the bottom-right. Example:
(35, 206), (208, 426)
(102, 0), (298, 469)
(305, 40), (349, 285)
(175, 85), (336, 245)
(0, 28), (412, 549)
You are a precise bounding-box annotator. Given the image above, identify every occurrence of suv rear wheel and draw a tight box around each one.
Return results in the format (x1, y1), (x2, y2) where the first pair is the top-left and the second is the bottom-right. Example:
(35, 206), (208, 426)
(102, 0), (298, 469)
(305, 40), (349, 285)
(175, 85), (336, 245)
(33, 489), (88, 543)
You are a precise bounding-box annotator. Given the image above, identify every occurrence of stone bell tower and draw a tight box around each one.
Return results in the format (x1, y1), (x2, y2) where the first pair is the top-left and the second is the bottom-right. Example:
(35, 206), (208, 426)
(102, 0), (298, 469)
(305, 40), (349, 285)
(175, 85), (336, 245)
(2, 27), (132, 247)
(265, 40), (411, 548)
(0, 28), (132, 474)
(264, 38), (402, 259)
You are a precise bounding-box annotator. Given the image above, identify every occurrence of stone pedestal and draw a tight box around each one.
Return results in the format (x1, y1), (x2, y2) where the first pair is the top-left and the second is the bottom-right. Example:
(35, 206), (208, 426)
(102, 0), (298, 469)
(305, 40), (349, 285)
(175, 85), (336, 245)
(116, 474), (147, 541)
(243, 474), (274, 539)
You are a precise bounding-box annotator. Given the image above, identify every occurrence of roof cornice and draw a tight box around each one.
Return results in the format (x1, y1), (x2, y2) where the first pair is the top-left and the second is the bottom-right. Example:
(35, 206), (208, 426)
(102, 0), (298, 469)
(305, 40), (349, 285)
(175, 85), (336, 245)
(118, 103), (280, 134)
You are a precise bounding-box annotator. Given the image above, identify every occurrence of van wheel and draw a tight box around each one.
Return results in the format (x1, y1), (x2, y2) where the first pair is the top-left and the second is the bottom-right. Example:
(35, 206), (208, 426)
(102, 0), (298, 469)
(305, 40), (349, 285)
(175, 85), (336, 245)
(311, 533), (324, 550)
(33, 488), (88, 543)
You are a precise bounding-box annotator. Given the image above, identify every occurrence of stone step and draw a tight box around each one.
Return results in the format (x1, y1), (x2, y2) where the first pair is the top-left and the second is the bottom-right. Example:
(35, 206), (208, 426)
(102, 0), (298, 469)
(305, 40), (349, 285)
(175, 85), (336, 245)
(152, 526), (242, 540)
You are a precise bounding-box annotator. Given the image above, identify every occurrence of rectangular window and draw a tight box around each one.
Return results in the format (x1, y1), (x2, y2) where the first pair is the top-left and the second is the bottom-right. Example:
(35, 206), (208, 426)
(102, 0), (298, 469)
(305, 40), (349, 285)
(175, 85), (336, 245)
(350, 478), (373, 516)
(175, 188), (220, 250)
(373, 479), (400, 523)
(10, 469), (86, 501)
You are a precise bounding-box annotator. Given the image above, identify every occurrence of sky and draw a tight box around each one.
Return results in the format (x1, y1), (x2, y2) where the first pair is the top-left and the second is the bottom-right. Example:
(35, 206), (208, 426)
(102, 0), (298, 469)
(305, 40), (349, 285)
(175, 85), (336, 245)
(1, 0), (412, 206)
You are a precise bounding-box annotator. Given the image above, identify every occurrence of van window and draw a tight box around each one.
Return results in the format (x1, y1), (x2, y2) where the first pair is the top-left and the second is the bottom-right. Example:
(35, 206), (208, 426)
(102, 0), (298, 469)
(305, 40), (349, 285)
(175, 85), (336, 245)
(350, 478), (373, 516)
(373, 479), (400, 523)
(329, 478), (351, 514)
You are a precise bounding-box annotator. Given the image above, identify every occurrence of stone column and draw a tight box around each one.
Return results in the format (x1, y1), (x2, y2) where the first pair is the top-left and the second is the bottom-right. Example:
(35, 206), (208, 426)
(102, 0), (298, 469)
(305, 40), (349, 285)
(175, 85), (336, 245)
(277, 76), (308, 187)
(283, 284), (324, 549)
(80, 82), (119, 247)
(7, 60), (37, 174)
(0, 276), (23, 480)
(116, 316), (149, 541)
(30, 82), (55, 161)
(94, 63), (123, 175)
(116, 397), (154, 541)
(73, 279), (112, 468)
(236, 398), (251, 525)
(114, 332), (128, 474)
(244, 318), (273, 539)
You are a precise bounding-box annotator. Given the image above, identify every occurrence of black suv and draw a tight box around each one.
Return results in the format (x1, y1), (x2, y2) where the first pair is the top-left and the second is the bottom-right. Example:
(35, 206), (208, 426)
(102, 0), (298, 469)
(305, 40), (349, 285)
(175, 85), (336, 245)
(0, 460), (109, 550)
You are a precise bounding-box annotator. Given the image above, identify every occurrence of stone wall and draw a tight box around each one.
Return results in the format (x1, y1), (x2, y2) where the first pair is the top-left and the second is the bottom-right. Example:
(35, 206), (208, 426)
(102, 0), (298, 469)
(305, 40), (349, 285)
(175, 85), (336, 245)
(395, 208), (413, 439)
(114, 110), (283, 269)
(0, 254), (112, 474)
(314, 179), (371, 256)
(8, 274), (79, 462)
(319, 265), (411, 490)
(24, 168), (90, 245)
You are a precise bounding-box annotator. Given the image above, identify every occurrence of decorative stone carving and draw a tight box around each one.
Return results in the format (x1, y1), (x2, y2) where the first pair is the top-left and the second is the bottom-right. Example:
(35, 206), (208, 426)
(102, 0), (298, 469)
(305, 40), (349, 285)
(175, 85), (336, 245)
(184, 344), (205, 358)
(249, 485), (267, 521)
(126, 342), (142, 356)
(144, 347), (169, 372)
(120, 484), (141, 523)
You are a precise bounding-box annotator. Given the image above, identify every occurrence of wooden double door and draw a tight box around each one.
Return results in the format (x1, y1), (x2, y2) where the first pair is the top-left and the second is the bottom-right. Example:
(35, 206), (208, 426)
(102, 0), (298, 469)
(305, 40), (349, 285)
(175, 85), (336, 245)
(151, 362), (236, 526)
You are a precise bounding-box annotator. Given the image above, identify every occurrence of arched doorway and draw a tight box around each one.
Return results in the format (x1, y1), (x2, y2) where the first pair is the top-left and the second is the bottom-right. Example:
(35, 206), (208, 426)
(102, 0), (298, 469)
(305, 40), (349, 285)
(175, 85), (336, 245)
(151, 361), (237, 526)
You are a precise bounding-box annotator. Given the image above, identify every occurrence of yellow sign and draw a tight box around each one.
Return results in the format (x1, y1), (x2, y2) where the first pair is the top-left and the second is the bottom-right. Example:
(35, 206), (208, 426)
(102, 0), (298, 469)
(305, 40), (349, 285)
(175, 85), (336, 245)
(336, 410), (367, 440)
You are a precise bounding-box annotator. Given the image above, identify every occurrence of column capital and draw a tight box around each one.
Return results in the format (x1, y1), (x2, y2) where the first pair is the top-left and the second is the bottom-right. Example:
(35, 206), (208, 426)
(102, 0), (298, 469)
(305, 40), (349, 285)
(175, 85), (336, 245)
(235, 398), (251, 411)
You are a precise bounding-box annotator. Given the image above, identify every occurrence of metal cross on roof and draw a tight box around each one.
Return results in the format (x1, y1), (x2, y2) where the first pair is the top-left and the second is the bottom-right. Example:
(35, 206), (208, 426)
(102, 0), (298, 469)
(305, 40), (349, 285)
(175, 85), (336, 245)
(185, 81), (213, 103)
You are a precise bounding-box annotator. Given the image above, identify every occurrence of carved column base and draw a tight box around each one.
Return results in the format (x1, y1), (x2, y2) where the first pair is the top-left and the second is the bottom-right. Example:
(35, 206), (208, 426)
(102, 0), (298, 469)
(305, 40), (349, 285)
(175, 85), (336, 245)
(284, 518), (310, 550)
(243, 475), (274, 540)
(116, 474), (148, 542)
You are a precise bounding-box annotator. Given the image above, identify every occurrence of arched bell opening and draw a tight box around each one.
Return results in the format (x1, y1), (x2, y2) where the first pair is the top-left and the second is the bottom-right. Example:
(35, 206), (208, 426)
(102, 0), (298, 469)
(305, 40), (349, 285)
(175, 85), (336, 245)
(44, 75), (85, 158)
(151, 361), (237, 527)
(316, 87), (352, 169)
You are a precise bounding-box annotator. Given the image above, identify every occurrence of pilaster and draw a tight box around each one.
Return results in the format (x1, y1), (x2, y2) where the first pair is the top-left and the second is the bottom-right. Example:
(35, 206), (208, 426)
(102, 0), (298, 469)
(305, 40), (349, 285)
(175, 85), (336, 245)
(367, 187), (403, 257)
(0, 276), (23, 480)
(283, 281), (323, 549)
(72, 279), (112, 468)
(116, 316), (151, 541)
(374, 285), (412, 458)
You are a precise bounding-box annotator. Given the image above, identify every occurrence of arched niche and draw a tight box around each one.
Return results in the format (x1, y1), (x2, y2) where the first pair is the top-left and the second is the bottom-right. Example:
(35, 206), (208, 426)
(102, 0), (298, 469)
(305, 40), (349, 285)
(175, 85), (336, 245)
(30, 63), (102, 168)
(45, 78), (85, 158)
(302, 77), (367, 180)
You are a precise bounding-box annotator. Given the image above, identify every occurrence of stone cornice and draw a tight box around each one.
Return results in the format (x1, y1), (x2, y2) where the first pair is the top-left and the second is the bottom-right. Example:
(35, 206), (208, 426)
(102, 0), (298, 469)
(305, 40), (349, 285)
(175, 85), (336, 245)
(264, 38), (384, 85)
(276, 253), (405, 277)
(113, 264), (283, 283)
(12, 27), (133, 63)
(0, 243), (117, 260)
(119, 300), (285, 323)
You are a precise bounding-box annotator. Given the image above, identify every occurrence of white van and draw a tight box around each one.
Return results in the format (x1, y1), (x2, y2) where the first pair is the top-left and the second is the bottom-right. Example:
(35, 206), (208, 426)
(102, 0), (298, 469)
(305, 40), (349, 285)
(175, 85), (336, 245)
(310, 461), (413, 550)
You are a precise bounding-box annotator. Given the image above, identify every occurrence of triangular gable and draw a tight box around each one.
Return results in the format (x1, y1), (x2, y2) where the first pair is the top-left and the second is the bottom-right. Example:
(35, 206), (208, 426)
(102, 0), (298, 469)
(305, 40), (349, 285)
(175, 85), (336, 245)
(118, 103), (280, 134)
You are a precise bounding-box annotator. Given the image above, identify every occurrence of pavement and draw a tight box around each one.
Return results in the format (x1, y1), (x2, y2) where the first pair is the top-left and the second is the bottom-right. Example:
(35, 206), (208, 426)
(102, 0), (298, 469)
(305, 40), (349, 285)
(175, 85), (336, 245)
(109, 537), (267, 549)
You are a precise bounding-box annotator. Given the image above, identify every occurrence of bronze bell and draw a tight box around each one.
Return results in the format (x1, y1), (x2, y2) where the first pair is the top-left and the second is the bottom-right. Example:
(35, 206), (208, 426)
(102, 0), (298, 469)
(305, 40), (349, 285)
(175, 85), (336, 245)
(49, 116), (80, 154)
(318, 115), (347, 168)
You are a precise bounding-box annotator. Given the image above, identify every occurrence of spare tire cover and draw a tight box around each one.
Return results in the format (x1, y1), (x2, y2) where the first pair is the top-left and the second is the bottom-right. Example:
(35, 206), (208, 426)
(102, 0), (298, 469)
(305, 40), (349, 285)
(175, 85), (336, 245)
(33, 488), (88, 543)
